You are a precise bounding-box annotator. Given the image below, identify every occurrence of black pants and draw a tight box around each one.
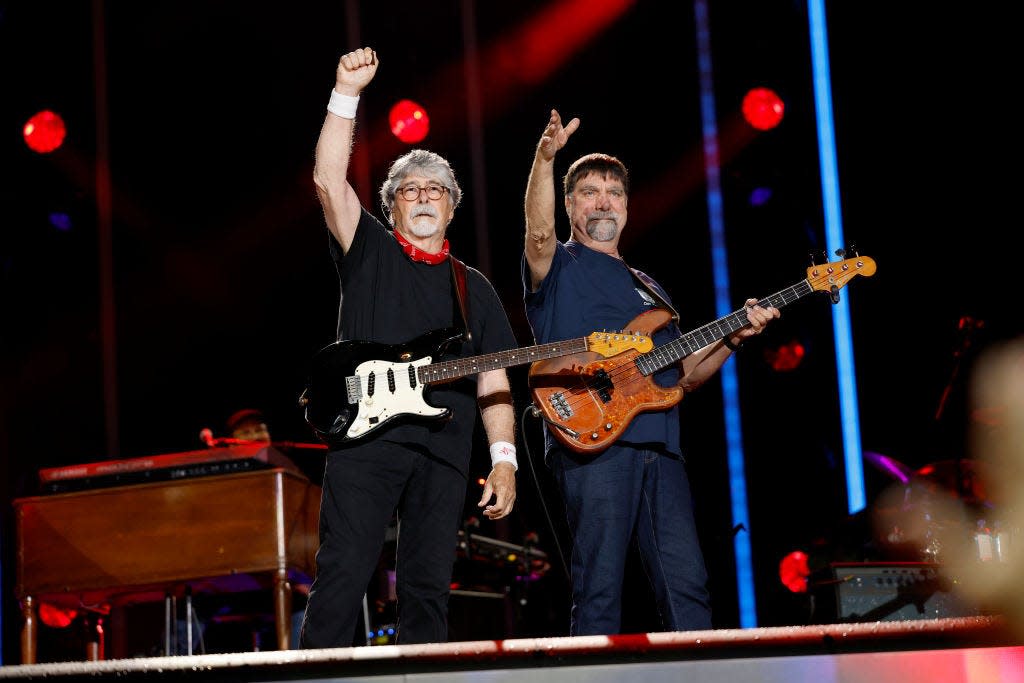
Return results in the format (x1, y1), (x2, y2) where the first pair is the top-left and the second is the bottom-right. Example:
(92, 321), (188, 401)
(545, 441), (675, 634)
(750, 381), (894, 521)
(299, 440), (466, 647)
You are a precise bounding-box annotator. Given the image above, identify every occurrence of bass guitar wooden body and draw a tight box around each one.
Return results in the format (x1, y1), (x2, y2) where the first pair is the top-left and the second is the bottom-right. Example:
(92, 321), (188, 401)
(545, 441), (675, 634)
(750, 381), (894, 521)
(529, 309), (681, 453)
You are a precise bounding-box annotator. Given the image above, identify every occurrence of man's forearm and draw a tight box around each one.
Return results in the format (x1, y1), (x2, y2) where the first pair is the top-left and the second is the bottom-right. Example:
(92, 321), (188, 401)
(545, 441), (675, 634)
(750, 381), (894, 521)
(525, 154), (557, 246)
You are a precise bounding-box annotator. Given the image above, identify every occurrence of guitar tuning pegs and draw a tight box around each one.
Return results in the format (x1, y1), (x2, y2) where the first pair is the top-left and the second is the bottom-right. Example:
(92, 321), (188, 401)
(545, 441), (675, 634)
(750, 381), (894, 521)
(848, 242), (859, 257)
(834, 247), (846, 259)
(808, 251), (817, 267)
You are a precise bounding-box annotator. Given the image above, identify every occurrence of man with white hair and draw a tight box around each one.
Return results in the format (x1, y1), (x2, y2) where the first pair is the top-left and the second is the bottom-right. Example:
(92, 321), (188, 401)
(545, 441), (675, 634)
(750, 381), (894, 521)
(299, 47), (518, 647)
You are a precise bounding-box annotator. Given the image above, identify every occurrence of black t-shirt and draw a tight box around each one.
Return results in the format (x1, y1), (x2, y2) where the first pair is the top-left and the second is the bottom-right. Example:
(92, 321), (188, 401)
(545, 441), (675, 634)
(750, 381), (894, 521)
(329, 209), (517, 475)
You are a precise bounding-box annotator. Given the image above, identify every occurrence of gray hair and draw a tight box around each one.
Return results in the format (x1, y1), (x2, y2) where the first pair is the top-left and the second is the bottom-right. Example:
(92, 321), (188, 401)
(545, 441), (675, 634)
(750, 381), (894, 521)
(379, 149), (462, 224)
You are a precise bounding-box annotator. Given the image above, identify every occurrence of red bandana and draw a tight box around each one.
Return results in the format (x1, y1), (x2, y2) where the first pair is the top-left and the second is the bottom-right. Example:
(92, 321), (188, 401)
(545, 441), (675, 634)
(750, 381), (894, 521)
(392, 229), (450, 265)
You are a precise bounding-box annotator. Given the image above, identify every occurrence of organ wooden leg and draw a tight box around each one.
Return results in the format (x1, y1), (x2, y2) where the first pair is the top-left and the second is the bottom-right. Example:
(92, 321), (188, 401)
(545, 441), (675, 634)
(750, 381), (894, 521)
(274, 569), (292, 650)
(21, 595), (37, 664)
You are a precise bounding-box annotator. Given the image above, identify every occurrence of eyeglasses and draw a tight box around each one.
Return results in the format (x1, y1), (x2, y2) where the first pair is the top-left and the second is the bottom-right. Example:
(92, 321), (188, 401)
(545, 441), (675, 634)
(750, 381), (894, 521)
(396, 184), (448, 201)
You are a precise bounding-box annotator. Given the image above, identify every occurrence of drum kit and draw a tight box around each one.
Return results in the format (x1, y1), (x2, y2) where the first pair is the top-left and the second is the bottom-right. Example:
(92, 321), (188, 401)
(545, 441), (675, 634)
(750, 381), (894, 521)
(864, 320), (1021, 567)
(867, 453), (1013, 566)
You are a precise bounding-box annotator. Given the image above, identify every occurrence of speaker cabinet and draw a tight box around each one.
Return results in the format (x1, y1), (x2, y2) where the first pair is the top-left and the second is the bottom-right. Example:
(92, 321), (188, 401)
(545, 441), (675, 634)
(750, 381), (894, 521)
(447, 590), (510, 642)
(820, 563), (979, 623)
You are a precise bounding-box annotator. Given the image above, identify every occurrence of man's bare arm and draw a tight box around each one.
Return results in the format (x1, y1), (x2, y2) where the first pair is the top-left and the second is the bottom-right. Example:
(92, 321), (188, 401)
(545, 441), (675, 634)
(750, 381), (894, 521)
(313, 47), (378, 254)
(524, 109), (579, 290)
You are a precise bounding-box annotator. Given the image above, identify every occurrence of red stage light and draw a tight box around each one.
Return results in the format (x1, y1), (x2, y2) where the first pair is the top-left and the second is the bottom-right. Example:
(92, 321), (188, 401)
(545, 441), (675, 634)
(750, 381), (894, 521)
(389, 100), (430, 144)
(765, 339), (805, 371)
(779, 550), (810, 593)
(39, 602), (78, 628)
(23, 110), (67, 153)
(741, 87), (784, 131)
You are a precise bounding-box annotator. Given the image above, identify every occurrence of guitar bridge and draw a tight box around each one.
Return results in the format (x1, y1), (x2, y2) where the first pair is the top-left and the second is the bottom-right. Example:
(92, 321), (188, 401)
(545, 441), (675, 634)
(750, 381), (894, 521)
(549, 392), (573, 420)
(345, 375), (362, 404)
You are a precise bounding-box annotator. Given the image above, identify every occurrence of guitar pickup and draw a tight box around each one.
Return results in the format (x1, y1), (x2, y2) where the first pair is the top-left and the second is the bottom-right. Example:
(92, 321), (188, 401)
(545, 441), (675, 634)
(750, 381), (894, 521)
(593, 369), (613, 403)
(345, 375), (362, 404)
(548, 392), (573, 420)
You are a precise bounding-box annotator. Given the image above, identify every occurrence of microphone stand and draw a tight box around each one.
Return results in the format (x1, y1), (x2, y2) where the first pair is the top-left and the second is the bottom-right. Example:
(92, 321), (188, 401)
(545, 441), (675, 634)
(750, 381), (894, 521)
(933, 317), (983, 502)
(934, 317), (980, 423)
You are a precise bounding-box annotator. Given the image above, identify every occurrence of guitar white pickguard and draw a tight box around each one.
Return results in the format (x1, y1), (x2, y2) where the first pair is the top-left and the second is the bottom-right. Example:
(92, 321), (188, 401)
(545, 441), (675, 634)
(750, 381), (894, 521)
(346, 357), (446, 439)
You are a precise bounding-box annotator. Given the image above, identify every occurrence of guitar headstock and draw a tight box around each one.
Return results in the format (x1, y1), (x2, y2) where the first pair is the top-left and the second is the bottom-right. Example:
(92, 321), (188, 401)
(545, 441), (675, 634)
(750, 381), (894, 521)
(806, 254), (876, 296)
(585, 331), (654, 358)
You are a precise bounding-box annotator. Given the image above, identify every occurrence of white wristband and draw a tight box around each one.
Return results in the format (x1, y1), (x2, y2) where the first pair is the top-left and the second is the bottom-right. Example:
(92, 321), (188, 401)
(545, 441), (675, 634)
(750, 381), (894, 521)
(327, 89), (360, 119)
(489, 441), (518, 471)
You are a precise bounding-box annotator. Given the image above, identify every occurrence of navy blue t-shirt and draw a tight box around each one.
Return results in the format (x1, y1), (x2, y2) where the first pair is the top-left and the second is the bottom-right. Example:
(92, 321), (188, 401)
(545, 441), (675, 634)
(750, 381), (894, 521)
(523, 240), (682, 456)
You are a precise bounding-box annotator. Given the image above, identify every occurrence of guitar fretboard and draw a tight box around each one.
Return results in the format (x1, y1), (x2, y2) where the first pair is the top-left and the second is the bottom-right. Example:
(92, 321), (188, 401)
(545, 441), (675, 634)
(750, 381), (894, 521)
(419, 337), (591, 384)
(636, 280), (815, 375)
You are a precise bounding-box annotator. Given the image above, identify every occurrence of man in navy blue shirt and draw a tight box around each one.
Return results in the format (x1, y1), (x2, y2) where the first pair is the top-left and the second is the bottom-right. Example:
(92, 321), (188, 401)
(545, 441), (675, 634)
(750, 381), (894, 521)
(522, 109), (779, 635)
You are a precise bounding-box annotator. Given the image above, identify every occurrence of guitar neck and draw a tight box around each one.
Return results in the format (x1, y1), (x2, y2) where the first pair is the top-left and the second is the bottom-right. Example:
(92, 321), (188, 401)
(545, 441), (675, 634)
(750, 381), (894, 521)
(636, 279), (815, 375)
(419, 337), (591, 384)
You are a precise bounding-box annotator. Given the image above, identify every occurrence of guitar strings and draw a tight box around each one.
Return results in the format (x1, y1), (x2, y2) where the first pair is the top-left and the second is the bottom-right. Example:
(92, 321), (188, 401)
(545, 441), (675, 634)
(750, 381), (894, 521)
(551, 316), (748, 411)
(548, 306), (759, 413)
(544, 272), (863, 416)
(550, 353), (653, 411)
(549, 285), (806, 411)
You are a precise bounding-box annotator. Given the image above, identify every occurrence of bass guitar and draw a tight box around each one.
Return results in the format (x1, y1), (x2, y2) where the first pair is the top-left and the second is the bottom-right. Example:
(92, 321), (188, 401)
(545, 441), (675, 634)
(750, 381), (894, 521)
(528, 254), (876, 454)
(302, 327), (653, 444)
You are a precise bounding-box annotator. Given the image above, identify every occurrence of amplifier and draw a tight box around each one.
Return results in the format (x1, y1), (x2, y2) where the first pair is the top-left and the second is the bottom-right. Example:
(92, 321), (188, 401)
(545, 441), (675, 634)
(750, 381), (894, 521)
(820, 562), (979, 623)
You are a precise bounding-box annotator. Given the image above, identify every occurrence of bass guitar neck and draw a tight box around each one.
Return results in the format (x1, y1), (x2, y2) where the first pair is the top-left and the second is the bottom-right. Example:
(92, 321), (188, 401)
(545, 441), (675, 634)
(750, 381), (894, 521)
(528, 254), (876, 454)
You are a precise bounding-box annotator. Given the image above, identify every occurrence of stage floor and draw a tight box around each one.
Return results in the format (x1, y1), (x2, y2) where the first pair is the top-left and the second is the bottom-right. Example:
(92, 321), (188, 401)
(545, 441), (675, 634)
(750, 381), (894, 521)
(1, 616), (1022, 682)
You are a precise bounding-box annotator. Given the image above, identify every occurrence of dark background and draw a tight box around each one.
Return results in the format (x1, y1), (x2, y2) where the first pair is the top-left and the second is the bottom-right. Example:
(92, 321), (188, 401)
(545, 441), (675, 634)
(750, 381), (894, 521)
(0, 0), (1014, 660)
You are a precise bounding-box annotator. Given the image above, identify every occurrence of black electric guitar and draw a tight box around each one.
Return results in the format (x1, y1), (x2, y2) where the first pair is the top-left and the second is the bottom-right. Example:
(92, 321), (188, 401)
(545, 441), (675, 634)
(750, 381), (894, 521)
(528, 254), (876, 454)
(302, 327), (654, 444)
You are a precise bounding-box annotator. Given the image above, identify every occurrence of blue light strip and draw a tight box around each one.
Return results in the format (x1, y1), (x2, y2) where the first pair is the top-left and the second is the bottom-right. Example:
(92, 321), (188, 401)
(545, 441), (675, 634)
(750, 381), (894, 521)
(694, 0), (757, 628)
(807, 0), (866, 514)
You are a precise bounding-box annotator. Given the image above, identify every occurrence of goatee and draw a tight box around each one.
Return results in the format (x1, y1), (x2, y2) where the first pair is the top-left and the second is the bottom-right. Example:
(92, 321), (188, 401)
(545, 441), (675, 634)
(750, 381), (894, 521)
(586, 220), (618, 242)
(408, 219), (439, 238)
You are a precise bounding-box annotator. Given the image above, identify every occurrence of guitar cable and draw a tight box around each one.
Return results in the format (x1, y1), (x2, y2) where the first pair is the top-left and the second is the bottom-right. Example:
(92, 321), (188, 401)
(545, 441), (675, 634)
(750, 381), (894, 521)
(520, 403), (572, 583)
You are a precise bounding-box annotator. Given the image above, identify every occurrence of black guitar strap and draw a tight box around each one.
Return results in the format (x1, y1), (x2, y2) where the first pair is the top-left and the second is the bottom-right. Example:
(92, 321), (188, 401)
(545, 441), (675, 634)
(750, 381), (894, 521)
(628, 265), (679, 323)
(449, 255), (472, 342)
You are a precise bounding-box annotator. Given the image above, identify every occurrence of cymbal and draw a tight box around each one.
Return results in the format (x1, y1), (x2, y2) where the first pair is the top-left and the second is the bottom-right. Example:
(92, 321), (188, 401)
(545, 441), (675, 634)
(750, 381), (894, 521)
(869, 460), (991, 563)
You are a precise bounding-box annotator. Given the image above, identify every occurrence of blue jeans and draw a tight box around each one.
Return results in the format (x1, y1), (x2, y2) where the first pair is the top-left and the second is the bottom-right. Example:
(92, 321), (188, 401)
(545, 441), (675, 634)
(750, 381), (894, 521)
(551, 444), (711, 635)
